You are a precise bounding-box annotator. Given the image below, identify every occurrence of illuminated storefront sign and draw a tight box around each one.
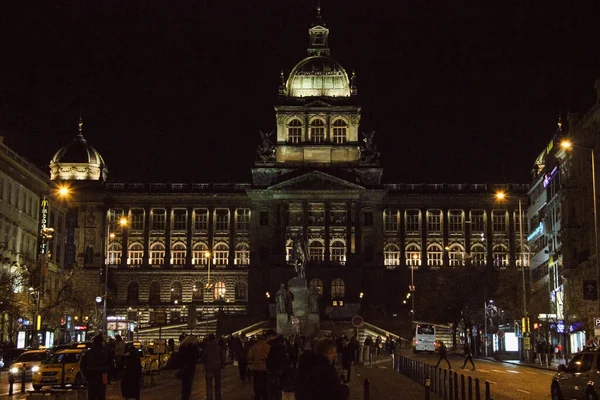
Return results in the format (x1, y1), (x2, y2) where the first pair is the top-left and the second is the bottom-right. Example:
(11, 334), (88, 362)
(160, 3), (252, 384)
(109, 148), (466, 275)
(543, 166), (558, 188)
(527, 222), (544, 242)
(39, 197), (49, 254)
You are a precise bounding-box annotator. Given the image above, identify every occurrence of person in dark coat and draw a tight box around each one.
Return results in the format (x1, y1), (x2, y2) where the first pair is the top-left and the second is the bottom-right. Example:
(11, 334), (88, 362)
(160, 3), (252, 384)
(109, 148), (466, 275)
(120, 346), (142, 400)
(434, 341), (451, 369)
(204, 334), (223, 400)
(460, 341), (475, 370)
(295, 338), (349, 400)
(178, 335), (199, 400)
(80, 335), (110, 400)
(341, 338), (354, 382)
(236, 335), (250, 381)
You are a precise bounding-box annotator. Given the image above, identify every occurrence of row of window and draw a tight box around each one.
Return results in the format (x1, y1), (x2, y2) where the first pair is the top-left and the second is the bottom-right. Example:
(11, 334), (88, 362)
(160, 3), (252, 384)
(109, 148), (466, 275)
(285, 239), (347, 264)
(0, 176), (39, 219)
(381, 209), (528, 233)
(307, 278), (345, 298)
(383, 243), (531, 267)
(107, 242), (249, 266)
(287, 118), (348, 144)
(109, 208), (253, 232)
(126, 280), (247, 304)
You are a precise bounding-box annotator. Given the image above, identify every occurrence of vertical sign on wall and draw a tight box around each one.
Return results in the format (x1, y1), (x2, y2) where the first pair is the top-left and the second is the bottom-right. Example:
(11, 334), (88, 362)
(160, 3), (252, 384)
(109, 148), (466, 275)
(38, 197), (49, 255)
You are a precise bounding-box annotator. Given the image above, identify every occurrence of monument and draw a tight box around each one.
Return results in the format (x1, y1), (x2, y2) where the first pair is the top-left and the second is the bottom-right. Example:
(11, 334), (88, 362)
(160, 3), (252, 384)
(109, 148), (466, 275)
(275, 236), (320, 335)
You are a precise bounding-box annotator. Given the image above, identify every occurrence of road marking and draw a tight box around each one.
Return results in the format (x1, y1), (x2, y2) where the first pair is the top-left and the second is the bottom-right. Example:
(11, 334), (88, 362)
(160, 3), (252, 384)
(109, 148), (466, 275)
(491, 369), (504, 373)
(517, 389), (531, 394)
(487, 380), (497, 384)
(477, 369), (489, 372)
(506, 370), (520, 374)
(525, 371), (538, 375)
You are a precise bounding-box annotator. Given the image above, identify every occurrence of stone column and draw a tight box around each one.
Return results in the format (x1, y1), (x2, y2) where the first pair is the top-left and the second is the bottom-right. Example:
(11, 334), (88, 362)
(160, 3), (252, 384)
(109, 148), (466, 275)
(399, 209), (406, 266)
(486, 209), (493, 267)
(464, 209), (471, 263)
(442, 209), (449, 266)
(229, 208), (235, 267)
(142, 207), (151, 268)
(324, 202), (330, 262)
(120, 208), (129, 269)
(421, 209), (427, 267)
(164, 206), (172, 268)
(186, 207), (193, 268)
(208, 207), (214, 255)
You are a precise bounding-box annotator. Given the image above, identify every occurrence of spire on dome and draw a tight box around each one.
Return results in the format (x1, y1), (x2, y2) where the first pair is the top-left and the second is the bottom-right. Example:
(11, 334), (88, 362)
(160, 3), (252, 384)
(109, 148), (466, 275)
(351, 71), (357, 95)
(78, 112), (84, 138)
(308, 4), (330, 57)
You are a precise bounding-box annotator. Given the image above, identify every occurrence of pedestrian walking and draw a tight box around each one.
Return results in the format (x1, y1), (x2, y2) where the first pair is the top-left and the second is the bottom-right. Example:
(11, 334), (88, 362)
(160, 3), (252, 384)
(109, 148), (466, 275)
(120, 346), (142, 400)
(248, 333), (271, 400)
(81, 335), (110, 400)
(204, 334), (223, 400)
(295, 338), (350, 400)
(114, 335), (126, 379)
(267, 331), (287, 399)
(460, 341), (475, 370)
(341, 338), (354, 382)
(178, 334), (199, 400)
(434, 341), (451, 369)
(364, 336), (373, 367)
(375, 336), (382, 356)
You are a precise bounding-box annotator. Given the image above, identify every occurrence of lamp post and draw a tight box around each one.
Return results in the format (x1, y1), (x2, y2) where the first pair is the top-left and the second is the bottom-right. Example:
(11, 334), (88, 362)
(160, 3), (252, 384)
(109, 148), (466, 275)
(103, 216), (128, 336)
(28, 287), (41, 348)
(205, 251), (213, 292)
(409, 254), (417, 323)
(561, 140), (600, 316)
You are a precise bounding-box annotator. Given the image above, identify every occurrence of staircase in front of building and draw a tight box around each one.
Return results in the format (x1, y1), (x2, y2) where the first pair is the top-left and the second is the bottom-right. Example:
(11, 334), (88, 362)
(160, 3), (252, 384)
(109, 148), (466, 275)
(135, 318), (218, 343)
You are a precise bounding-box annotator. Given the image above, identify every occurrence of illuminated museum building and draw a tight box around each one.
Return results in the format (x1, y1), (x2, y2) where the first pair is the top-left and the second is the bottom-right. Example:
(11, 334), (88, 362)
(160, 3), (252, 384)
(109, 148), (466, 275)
(49, 11), (529, 324)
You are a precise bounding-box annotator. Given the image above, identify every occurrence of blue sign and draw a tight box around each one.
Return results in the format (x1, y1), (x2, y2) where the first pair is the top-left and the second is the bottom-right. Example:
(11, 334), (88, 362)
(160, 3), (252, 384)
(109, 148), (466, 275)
(527, 222), (544, 242)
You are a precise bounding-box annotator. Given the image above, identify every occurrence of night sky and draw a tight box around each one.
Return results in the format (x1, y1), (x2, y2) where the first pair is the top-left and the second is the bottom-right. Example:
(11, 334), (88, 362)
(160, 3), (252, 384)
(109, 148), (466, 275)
(2, 1), (600, 184)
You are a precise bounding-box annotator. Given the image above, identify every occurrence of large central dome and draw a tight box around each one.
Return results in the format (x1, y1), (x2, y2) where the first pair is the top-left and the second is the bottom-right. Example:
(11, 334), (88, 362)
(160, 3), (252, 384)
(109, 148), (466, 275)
(286, 56), (351, 98)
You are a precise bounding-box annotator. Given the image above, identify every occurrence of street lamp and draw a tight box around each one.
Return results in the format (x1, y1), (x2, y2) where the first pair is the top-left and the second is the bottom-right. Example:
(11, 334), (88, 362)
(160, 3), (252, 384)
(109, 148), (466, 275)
(409, 255), (417, 323)
(561, 140), (600, 314)
(205, 251), (213, 290)
(495, 190), (528, 360)
(28, 287), (41, 348)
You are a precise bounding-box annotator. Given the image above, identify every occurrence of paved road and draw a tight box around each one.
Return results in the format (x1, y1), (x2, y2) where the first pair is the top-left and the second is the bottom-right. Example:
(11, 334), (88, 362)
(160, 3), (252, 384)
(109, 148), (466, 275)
(405, 351), (555, 399)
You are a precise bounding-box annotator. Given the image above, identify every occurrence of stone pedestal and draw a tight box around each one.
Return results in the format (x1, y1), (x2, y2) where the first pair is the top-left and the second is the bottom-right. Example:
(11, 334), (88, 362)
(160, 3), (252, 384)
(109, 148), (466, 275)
(306, 313), (320, 335)
(276, 313), (293, 336)
(289, 277), (310, 317)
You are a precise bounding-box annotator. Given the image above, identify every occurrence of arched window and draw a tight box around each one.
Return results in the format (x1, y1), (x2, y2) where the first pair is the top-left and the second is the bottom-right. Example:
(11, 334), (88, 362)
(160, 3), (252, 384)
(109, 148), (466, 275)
(427, 244), (443, 266)
(193, 242), (209, 265)
(310, 119), (325, 143)
(235, 243), (250, 265)
(332, 119), (347, 144)
(149, 281), (161, 305)
(384, 244), (400, 266)
(470, 243), (486, 266)
(331, 278), (345, 299)
(149, 242), (165, 266)
(493, 244), (509, 267)
(214, 243), (229, 266)
(192, 282), (204, 301)
(287, 119), (303, 143)
(171, 242), (187, 265)
(406, 244), (421, 266)
(330, 240), (346, 264)
(214, 281), (226, 300)
(448, 244), (465, 266)
(235, 282), (248, 301)
(126, 282), (139, 303)
(107, 242), (122, 265)
(516, 245), (530, 267)
(128, 243), (144, 265)
(170, 281), (182, 303)
(308, 240), (324, 262)
(309, 278), (323, 295)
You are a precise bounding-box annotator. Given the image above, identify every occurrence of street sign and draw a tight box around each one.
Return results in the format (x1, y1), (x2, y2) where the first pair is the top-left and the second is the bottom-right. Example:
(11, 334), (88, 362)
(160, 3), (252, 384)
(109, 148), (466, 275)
(524, 337), (531, 350)
(155, 311), (167, 325)
(352, 315), (364, 328)
(595, 317), (600, 327)
(584, 280), (598, 300)
(497, 330), (505, 339)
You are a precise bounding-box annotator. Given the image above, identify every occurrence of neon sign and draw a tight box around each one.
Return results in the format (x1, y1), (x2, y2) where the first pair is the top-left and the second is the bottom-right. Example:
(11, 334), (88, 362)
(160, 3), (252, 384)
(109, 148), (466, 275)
(39, 197), (49, 254)
(543, 166), (558, 188)
(527, 222), (544, 242)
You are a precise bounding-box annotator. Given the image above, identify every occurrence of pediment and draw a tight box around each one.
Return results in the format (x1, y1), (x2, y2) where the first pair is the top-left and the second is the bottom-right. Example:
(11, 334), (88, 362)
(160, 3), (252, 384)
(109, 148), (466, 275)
(304, 99), (332, 107)
(268, 171), (364, 191)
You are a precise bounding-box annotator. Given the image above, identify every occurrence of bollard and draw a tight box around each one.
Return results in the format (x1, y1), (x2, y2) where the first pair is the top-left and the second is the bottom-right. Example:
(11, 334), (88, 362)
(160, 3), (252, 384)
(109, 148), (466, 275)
(21, 363), (26, 394)
(453, 371), (458, 400)
(448, 370), (453, 400)
(468, 376), (472, 400)
(461, 374), (465, 400)
(439, 368), (443, 399)
(8, 376), (13, 396)
(443, 369), (448, 400)
(425, 375), (431, 400)
(485, 381), (491, 400)
(475, 378), (481, 400)
(364, 378), (371, 400)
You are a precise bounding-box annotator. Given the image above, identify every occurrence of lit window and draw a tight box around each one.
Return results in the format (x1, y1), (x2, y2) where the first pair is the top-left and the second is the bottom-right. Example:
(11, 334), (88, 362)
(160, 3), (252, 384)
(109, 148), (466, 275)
(214, 243), (229, 265)
(128, 243), (144, 265)
(214, 281), (226, 300)
(384, 244), (400, 266)
(493, 211), (507, 232)
(308, 240), (324, 262)
(493, 244), (509, 267)
(171, 242), (187, 265)
(170, 281), (182, 302)
(427, 210), (442, 232)
(405, 210), (420, 231)
(470, 210), (486, 231)
(288, 119), (303, 143)
(194, 209), (209, 231)
(173, 209), (187, 231)
(107, 242), (122, 265)
(236, 209), (250, 232)
(310, 119), (325, 143)
(470, 243), (486, 266)
(193, 242), (209, 265)
(309, 278), (323, 295)
(151, 209), (166, 230)
(427, 244), (443, 266)
(235, 243), (250, 265)
(516, 245), (530, 267)
(286, 240), (293, 263)
(130, 209), (145, 231)
(215, 210), (229, 230)
(406, 244), (421, 266)
(448, 244), (464, 266)
(149, 242), (165, 265)
(192, 282), (204, 301)
(332, 119), (347, 144)
(448, 210), (463, 232)
(330, 240), (346, 264)
(384, 209), (399, 232)
(331, 278), (345, 299)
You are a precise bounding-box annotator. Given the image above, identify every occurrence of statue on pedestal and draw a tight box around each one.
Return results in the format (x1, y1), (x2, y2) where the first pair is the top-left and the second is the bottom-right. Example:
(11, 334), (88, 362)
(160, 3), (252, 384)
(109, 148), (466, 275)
(292, 237), (308, 279)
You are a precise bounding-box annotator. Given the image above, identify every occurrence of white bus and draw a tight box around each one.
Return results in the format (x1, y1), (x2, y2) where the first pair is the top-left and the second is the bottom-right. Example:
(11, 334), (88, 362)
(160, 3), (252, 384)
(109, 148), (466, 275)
(413, 322), (436, 352)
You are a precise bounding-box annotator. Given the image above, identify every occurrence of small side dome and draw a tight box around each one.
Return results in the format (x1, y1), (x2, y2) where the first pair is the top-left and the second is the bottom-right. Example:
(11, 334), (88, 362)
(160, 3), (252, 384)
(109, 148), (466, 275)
(49, 119), (108, 181)
(286, 56), (351, 98)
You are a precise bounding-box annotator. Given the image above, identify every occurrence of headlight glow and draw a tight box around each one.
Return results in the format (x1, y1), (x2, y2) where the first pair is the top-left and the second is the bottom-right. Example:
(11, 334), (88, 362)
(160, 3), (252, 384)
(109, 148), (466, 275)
(65, 368), (75, 374)
(32, 366), (40, 372)
(10, 367), (18, 374)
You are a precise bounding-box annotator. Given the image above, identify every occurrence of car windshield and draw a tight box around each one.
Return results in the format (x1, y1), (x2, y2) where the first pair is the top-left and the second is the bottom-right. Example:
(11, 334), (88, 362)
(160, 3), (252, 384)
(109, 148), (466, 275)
(44, 353), (81, 364)
(16, 352), (47, 362)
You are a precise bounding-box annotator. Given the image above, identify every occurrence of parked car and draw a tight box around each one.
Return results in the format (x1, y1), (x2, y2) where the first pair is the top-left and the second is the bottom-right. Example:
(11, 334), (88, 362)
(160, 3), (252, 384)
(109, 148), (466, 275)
(0, 349), (26, 369)
(8, 350), (50, 383)
(551, 346), (600, 399)
(32, 349), (86, 390)
(147, 341), (171, 369)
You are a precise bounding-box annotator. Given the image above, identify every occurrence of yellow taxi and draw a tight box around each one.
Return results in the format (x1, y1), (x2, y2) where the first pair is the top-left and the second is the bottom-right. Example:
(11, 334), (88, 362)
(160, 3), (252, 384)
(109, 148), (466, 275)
(8, 350), (49, 383)
(128, 342), (157, 373)
(32, 349), (85, 390)
(147, 341), (171, 370)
